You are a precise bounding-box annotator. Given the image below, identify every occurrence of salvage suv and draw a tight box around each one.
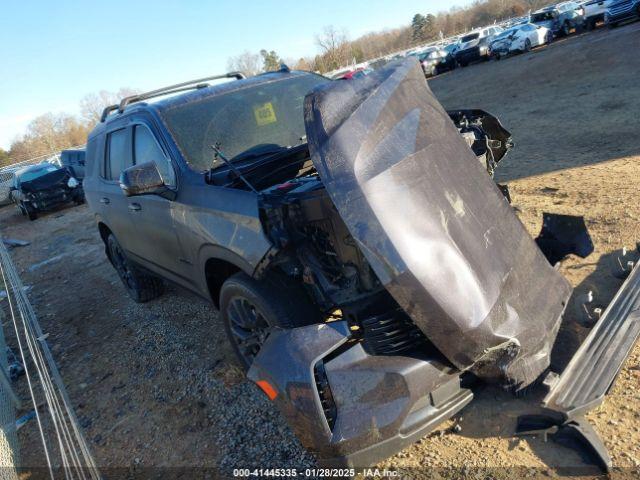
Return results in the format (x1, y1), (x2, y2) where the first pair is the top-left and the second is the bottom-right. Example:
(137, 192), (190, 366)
(454, 26), (503, 66)
(84, 59), (640, 470)
(531, 1), (586, 36)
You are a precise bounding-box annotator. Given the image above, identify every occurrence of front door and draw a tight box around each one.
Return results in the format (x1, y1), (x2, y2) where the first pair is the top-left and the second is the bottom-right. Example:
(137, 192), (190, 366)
(123, 122), (190, 288)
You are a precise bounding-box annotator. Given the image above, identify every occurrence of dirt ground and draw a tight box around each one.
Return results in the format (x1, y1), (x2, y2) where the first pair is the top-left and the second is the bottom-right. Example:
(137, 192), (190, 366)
(1, 21), (639, 479)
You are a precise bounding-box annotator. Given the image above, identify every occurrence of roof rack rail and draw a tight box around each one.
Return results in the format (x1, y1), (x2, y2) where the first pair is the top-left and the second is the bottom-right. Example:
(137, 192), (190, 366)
(99, 71), (246, 123)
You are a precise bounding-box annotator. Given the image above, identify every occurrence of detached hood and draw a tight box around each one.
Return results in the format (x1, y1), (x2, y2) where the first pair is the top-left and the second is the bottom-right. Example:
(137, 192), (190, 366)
(304, 58), (572, 389)
(20, 168), (69, 194)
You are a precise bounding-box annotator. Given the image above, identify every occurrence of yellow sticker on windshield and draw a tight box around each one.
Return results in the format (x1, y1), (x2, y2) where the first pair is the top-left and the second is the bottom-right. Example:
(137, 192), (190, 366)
(254, 102), (277, 126)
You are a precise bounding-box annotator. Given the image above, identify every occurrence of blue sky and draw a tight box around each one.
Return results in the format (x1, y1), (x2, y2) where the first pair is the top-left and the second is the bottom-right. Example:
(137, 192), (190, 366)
(0, 0), (473, 149)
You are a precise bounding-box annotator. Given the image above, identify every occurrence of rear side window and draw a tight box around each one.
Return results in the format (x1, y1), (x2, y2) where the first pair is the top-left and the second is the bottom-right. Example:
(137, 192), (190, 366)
(133, 125), (176, 187)
(105, 129), (128, 181)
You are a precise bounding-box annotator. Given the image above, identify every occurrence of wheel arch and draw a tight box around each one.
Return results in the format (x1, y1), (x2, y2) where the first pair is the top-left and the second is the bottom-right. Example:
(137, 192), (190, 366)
(97, 221), (112, 244)
(200, 245), (257, 308)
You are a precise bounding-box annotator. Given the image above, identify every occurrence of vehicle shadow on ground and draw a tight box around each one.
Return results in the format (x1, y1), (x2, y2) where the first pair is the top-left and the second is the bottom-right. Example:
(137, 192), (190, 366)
(441, 248), (633, 473)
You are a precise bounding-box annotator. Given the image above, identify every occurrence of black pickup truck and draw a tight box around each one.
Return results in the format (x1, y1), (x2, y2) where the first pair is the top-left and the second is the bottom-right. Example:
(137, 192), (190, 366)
(84, 58), (640, 470)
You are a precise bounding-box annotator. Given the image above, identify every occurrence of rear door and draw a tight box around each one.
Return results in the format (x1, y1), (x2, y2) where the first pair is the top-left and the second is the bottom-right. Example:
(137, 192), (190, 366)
(98, 126), (136, 251)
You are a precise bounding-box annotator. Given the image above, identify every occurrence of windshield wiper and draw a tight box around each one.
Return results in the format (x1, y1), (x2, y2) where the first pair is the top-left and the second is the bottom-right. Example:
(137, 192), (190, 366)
(209, 144), (258, 193)
(231, 144), (291, 163)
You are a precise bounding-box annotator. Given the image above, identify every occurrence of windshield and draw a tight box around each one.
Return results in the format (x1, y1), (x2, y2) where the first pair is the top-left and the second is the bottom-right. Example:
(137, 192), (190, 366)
(444, 43), (458, 53)
(161, 74), (329, 171)
(496, 27), (519, 39)
(418, 48), (438, 61)
(19, 165), (59, 183)
(461, 33), (480, 43)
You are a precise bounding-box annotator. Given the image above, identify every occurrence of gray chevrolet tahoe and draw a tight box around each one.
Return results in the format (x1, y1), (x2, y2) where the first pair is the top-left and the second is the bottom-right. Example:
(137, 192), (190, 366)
(84, 58), (640, 470)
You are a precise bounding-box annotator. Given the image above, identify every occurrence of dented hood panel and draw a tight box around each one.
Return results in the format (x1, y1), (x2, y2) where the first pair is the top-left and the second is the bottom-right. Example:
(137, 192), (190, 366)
(304, 59), (572, 388)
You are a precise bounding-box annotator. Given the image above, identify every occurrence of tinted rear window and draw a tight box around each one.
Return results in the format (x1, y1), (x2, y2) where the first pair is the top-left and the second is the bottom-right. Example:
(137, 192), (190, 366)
(461, 33), (480, 42)
(105, 129), (128, 181)
(532, 11), (556, 21)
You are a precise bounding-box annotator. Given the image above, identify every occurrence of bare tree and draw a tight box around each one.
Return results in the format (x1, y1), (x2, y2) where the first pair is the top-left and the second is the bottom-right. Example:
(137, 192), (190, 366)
(7, 112), (91, 164)
(315, 26), (350, 72)
(79, 88), (140, 126)
(227, 51), (262, 77)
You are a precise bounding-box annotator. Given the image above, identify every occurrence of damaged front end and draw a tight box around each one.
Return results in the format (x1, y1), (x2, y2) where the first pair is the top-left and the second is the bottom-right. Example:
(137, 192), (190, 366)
(19, 167), (83, 211)
(302, 58), (572, 390)
(246, 58), (628, 468)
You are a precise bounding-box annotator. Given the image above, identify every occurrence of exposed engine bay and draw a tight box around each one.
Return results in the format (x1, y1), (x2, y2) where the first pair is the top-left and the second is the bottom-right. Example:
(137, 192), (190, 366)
(253, 110), (513, 358)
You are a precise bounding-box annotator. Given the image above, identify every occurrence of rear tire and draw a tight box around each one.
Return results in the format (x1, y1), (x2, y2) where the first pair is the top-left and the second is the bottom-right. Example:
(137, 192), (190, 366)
(106, 234), (164, 303)
(220, 272), (321, 370)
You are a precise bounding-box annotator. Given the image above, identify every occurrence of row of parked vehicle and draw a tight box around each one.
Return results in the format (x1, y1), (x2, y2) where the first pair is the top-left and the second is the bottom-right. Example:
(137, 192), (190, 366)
(0, 149), (86, 220)
(406, 0), (639, 77)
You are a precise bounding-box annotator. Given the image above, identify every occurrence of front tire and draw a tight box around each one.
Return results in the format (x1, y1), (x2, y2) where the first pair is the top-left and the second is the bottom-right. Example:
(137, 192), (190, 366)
(21, 202), (37, 221)
(106, 234), (163, 303)
(220, 272), (320, 370)
(524, 39), (532, 52)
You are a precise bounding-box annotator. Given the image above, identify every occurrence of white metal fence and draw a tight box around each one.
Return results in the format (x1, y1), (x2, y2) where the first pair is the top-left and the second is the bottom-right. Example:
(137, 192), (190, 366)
(0, 239), (100, 479)
(0, 307), (19, 480)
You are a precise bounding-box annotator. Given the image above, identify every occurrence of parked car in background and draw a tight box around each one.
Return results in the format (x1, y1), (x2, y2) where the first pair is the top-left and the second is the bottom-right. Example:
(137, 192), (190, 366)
(582, 0), (615, 28)
(605, 0), (640, 26)
(454, 26), (503, 66)
(340, 67), (373, 80)
(489, 23), (552, 59)
(58, 149), (86, 180)
(10, 162), (84, 220)
(531, 2), (586, 36)
(420, 43), (458, 76)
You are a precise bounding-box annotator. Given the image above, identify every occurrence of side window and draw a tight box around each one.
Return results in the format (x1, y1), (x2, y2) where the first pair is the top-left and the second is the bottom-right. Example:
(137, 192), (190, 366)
(104, 129), (129, 181)
(133, 125), (176, 187)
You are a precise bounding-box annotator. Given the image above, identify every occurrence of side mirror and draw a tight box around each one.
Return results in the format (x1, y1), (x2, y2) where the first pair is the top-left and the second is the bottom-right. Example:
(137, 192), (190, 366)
(120, 162), (175, 200)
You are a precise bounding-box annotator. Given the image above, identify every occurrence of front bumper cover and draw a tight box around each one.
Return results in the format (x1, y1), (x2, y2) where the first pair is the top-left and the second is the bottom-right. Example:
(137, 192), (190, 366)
(247, 322), (472, 467)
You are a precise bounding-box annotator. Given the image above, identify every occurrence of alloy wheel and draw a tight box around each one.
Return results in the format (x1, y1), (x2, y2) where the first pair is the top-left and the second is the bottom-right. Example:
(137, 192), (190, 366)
(226, 297), (271, 366)
(109, 239), (137, 292)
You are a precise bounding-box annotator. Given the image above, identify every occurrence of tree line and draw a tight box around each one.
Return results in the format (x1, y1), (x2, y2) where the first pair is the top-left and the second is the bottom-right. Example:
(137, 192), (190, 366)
(229, 0), (550, 76)
(1, 88), (139, 169)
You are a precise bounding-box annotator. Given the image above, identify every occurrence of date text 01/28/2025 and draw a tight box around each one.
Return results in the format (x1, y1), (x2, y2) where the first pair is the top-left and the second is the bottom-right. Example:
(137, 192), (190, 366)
(232, 468), (400, 477)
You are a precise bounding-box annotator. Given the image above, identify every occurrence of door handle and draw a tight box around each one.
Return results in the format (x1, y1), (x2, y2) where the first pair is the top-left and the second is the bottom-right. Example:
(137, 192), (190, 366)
(128, 203), (141, 212)
(100, 197), (110, 205)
